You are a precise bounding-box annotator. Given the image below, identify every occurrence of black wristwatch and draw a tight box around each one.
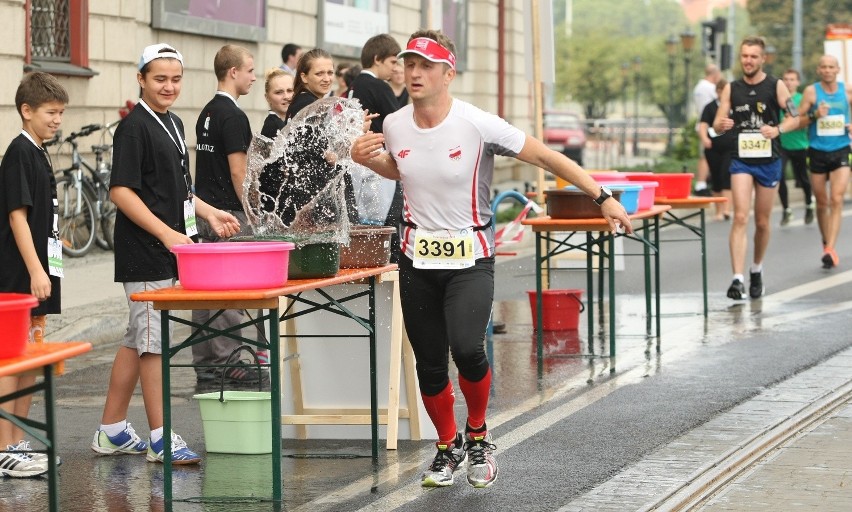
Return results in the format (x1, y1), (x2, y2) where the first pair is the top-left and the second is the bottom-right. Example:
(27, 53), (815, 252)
(594, 186), (613, 206)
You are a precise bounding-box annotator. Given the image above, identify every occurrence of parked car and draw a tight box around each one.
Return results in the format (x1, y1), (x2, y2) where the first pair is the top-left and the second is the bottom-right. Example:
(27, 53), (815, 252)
(543, 111), (586, 165)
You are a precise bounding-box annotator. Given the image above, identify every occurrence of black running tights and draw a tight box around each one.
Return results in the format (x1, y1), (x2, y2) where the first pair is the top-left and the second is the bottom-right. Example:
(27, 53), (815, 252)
(398, 255), (494, 396)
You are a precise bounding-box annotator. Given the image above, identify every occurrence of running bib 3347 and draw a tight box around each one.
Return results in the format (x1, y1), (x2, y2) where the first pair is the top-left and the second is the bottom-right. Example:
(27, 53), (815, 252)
(738, 132), (771, 158)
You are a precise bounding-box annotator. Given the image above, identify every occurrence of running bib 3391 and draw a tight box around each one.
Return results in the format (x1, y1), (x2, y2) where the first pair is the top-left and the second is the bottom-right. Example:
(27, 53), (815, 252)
(413, 228), (475, 269)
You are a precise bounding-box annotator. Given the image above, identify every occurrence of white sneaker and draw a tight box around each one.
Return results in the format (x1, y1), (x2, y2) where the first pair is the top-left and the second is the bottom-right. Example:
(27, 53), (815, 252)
(0, 451), (48, 478)
(7, 440), (61, 466)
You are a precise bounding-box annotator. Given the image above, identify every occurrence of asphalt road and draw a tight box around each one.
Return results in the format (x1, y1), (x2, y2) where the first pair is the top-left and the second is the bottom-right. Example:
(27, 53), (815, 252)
(1, 197), (850, 511)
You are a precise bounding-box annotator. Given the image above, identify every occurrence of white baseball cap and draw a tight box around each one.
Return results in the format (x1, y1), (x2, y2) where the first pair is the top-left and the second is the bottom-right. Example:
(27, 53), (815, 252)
(138, 43), (184, 71)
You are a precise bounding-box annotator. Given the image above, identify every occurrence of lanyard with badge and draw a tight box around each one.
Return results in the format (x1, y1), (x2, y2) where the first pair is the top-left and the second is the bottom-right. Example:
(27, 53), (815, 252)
(22, 130), (64, 277)
(47, 196), (64, 278)
(138, 99), (197, 237)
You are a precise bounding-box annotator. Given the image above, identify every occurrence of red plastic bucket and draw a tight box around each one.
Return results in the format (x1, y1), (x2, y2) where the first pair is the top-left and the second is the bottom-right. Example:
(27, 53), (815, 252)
(527, 289), (585, 331)
(0, 293), (38, 358)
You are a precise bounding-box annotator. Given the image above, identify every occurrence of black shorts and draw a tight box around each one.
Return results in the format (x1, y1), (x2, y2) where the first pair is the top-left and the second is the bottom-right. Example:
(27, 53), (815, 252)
(808, 147), (851, 174)
(706, 148), (731, 192)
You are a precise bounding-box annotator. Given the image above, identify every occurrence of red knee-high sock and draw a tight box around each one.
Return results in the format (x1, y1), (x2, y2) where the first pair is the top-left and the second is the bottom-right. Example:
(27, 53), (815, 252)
(420, 381), (458, 444)
(458, 368), (492, 431)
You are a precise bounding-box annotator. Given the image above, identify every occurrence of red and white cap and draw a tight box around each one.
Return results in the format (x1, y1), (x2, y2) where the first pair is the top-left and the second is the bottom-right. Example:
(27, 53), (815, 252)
(138, 43), (184, 71)
(398, 37), (456, 70)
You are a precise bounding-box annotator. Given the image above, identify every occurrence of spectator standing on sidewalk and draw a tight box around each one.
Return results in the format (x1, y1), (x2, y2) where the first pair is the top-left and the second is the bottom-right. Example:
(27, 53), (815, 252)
(713, 36), (799, 300)
(258, 68), (295, 218)
(334, 63), (351, 97)
(777, 68), (813, 226)
(92, 44), (240, 465)
(286, 48), (359, 224)
(348, 33), (404, 261)
(279, 43), (302, 76)
(260, 68), (294, 139)
(0, 72), (68, 478)
(797, 55), (852, 269)
(352, 29), (631, 489)
(192, 45), (265, 384)
(389, 61), (409, 107)
(693, 64), (722, 196)
(699, 78), (734, 221)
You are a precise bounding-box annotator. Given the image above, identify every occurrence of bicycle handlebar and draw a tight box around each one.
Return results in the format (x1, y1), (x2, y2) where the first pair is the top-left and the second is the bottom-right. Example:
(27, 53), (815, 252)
(64, 124), (103, 143)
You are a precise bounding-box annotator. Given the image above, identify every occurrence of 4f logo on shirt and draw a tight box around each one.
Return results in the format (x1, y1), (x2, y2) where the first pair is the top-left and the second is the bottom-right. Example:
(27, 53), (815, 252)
(397, 149), (411, 158)
(204, 115), (211, 131)
(449, 146), (462, 160)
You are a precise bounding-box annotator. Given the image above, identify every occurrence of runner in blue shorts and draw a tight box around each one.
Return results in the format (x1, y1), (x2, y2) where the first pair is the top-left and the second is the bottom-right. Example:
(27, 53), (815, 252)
(713, 36), (801, 300)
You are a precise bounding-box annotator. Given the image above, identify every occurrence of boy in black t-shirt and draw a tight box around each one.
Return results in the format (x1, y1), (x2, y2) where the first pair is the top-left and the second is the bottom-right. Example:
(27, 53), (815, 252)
(192, 44), (263, 384)
(0, 72), (68, 477)
(91, 44), (240, 466)
(349, 33), (404, 260)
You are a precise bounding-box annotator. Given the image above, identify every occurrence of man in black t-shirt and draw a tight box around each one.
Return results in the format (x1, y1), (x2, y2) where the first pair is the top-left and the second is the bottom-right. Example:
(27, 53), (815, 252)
(349, 33), (404, 261)
(192, 44), (263, 384)
(699, 78), (734, 220)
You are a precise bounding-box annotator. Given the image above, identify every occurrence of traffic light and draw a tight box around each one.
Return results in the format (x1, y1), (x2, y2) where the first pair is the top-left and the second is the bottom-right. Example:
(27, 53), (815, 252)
(701, 21), (717, 57)
(720, 43), (732, 71)
(701, 17), (727, 59)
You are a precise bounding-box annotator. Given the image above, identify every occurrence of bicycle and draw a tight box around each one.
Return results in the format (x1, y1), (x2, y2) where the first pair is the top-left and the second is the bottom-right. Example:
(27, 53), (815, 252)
(47, 122), (119, 257)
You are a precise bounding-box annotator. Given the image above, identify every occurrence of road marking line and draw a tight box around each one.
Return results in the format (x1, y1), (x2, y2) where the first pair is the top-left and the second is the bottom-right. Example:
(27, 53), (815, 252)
(300, 266), (852, 510)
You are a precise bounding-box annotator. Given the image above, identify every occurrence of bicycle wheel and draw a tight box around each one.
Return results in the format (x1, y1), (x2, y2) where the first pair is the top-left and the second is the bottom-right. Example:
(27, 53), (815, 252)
(56, 175), (96, 257)
(96, 194), (116, 250)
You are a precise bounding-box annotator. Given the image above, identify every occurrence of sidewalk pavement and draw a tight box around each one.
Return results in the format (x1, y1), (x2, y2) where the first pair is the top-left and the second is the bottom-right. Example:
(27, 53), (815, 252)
(561, 346), (852, 511)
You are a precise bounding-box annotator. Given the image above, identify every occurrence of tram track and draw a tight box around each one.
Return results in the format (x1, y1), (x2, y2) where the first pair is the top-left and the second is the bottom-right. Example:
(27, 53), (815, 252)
(642, 378), (852, 511)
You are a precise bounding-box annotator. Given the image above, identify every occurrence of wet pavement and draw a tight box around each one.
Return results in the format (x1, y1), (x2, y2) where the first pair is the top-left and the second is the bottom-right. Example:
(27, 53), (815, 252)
(2, 197), (851, 511)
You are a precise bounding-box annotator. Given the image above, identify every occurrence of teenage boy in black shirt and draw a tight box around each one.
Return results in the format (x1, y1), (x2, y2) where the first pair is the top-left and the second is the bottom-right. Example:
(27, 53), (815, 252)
(92, 44), (239, 465)
(192, 44), (264, 384)
(349, 33), (404, 261)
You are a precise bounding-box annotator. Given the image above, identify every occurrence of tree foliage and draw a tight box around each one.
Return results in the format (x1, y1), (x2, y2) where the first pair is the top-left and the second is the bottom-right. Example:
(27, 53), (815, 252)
(554, 0), (697, 121)
(746, 0), (852, 82)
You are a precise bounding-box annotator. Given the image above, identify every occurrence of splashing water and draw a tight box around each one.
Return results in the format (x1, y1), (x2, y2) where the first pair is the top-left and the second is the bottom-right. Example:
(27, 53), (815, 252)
(243, 97), (372, 245)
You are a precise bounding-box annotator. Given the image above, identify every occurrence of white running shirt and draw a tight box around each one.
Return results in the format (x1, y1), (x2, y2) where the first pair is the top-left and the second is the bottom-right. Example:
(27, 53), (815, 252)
(383, 99), (526, 260)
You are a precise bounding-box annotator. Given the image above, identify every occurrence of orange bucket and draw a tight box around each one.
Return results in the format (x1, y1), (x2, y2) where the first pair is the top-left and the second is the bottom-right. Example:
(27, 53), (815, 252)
(527, 289), (584, 331)
(0, 293), (38, 358)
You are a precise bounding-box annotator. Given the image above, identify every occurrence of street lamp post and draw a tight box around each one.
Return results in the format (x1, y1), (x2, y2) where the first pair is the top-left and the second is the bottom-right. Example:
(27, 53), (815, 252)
(680, 28), (696, 121)
(620, 62), (629, 156)
(632, 57), (642, 156)
(665, 35), (678, 154)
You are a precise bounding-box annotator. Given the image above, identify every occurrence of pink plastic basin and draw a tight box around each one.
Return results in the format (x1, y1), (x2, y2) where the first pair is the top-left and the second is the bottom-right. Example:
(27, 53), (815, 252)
(171, 241), (295, 291)
(627, 181), (659, 210)
(0, 293), (38, 358)
(589, 171), (653, 182)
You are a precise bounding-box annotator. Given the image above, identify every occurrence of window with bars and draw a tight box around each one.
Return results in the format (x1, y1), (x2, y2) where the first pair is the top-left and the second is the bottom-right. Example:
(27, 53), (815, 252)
(25, 0), (94, 77)
(30, 0), (71, 62)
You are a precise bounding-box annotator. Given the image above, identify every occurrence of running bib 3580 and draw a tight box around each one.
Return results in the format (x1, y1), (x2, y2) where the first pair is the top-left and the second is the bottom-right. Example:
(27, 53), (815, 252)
(816, 115), (845, 137)
(413, 228), (475, 269)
